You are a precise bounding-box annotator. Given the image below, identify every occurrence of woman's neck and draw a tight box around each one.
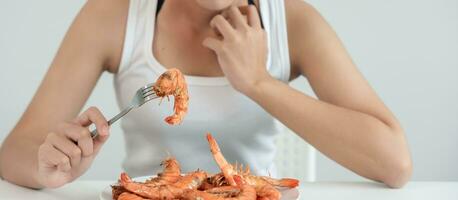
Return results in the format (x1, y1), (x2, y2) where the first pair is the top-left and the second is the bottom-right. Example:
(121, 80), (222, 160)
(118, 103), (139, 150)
(160, 0), (246, 31)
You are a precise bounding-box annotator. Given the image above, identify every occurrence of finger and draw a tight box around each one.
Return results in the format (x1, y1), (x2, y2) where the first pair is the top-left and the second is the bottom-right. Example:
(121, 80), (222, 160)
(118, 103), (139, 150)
(76, 107), (109, 136)
(210, 15), (236, 40)
(58, 123), (94, 157)
(239, 5), (261, 28)
(228, 6), (249, 30)
(48, 132), (82, 168)
(203, 37), (223, 53)
(93, 128), (110, 155)
(39, 143), (71, 172)
(57, 156), (71, 172)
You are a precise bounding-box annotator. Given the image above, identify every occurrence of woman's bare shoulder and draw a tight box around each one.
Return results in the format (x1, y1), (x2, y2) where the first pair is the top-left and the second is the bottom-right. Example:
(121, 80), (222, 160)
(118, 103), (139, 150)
(75, 0), (130, 73)
(283, 0), (333, 77)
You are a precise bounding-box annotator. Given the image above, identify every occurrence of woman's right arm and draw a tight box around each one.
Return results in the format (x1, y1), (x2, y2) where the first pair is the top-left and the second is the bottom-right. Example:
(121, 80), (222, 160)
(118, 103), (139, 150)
(0, 0), (128, 188)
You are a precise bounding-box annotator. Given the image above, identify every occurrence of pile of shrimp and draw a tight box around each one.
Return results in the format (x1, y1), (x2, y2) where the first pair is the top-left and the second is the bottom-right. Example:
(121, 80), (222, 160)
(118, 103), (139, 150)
(153, 68), (189, 125)
(112, 133), (299, 200)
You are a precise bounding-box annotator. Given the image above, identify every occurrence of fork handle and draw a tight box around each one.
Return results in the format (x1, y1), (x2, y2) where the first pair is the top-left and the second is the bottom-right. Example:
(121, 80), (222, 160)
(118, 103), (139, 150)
(90, 106), (134, 138)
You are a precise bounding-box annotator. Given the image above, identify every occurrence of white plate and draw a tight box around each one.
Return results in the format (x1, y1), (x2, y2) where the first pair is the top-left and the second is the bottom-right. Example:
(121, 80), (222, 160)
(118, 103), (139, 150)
(100, 176), (299, 200)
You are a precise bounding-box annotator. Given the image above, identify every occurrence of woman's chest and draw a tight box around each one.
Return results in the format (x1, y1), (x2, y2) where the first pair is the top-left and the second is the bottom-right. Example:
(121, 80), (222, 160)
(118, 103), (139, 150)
(152, 28), (224, 78)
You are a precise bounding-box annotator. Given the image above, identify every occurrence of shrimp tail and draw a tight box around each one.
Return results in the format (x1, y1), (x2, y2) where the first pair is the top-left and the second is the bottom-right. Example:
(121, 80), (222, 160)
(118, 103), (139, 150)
(276, 178), (299, 188)
(262, 177), (300, 188)
(120, 172), (132, 184)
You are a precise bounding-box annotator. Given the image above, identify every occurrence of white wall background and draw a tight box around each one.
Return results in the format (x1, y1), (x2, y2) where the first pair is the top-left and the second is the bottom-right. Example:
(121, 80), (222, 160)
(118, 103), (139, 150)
(1, 0), (457, 182)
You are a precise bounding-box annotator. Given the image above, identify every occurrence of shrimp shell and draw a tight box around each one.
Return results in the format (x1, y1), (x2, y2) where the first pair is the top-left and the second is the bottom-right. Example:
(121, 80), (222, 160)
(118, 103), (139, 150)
(153, 68), (189, 125)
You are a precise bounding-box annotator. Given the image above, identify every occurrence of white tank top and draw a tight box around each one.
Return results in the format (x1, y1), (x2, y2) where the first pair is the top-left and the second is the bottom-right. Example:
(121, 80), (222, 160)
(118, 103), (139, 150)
(114, 0), (291, 178)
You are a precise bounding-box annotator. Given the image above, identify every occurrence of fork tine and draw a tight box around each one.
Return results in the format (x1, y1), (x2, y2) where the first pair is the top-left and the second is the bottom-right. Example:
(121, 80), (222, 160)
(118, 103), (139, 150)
(142, 83), (155, 90)
(143, 94), (160, 102)
(144, 90), (159, 98)
(142, 84), (155, 93)
(139, 83), (155, 94)
(143, 90), (156, 98)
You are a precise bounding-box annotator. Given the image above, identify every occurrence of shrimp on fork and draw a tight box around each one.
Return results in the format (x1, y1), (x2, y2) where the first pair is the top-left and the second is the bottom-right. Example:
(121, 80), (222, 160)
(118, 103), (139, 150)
(153, 68), (189, 125)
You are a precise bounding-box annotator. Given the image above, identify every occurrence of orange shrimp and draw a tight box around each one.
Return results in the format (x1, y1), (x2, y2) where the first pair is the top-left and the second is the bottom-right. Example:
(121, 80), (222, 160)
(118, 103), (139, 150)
(210, 171), (298, 190)
(255, 184), (281, 200)
(208, 173), (229, 187)
(234, 176), (281, 200)
(153, 68), (189, 125)
(173, 170), (208, 189)
(205, 186), (241, 198)
(112, 185), (128, 200)
(145, 157), (181, 187)
(206, 133), (297, 200)
(182, 185), (256, 200)
(206, 133), (238, 186)
(199, 179), (217, 190)
(183, 175), (256, 200)
(120, 171), (207, 199)
(182, 186), (255, 200)
(243, 175), (299, 189)
(117, 192), (147, 200)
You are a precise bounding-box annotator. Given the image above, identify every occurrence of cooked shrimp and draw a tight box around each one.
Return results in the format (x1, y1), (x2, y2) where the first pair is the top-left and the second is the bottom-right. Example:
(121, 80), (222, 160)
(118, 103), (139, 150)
(182, 190), (219, 200)
(153, 68), (189, 125)
(183, 186), (256, 200)
(234, 175), (281, 200)
(199, 179), (217, 190)
(120, 173), (181, 199)
(254, 184), (281, 200)
(117, 192), (147, 200)
(120, 171), (207, 199)
(183, 175), (257, 200)
(208, 173), (228, 187)
(145, 157), (181, 187)
(173, 170), (208, 189)
(205, 186), (241, 198)
(206, 133), (237, 186)
(112, 185), (128, 200)
(206, 134), (299, 188)
(207, 174), (285, 200)
(243, 175), (299, 189)
(259, 176), (299, 188)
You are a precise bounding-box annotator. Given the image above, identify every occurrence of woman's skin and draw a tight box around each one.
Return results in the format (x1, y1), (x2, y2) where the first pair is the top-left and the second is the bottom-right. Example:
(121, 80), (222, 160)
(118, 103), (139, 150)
(0, 0), (412, 189)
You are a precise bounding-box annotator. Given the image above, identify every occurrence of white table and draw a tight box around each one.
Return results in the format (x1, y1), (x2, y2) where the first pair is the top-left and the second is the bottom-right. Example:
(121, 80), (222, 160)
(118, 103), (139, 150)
(0, 179), (457, 200)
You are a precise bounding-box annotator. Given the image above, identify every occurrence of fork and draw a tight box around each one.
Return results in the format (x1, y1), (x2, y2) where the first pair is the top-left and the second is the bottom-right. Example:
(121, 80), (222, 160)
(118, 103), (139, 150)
(89, 82), (159, 138)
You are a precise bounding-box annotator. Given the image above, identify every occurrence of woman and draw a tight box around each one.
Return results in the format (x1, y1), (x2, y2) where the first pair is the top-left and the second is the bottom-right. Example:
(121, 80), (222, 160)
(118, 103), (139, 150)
(0, 0), (412, 189)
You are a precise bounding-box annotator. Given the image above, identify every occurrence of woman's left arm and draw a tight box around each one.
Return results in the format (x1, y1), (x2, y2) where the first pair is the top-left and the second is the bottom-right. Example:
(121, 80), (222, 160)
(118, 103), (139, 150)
(203, 2), (412, 188)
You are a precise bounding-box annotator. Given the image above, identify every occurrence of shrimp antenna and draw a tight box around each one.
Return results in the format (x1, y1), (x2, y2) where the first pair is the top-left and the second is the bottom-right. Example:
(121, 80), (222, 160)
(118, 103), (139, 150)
(158, 97), (164, 105)
(164, 150), (171, 158)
